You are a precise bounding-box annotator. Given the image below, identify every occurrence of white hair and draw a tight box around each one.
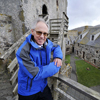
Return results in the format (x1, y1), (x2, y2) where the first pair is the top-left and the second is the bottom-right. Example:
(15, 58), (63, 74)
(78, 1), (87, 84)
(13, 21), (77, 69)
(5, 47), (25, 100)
(31, 18), (48, 30)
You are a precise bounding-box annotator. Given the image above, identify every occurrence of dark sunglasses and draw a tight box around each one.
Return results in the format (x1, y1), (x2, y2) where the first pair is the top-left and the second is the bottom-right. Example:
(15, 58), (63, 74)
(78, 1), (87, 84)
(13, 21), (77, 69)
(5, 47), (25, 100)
(35, 30), (48, 37)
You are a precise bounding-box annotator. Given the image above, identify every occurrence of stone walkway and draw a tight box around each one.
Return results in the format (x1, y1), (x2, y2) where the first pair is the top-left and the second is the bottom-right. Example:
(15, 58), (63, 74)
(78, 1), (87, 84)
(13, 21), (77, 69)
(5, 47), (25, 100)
(70, 53), (77, 81)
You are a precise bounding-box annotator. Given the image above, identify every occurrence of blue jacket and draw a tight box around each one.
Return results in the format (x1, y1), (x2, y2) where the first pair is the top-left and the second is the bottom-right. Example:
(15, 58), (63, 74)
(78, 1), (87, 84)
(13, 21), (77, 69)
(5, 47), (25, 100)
(16, 34), (63, 96)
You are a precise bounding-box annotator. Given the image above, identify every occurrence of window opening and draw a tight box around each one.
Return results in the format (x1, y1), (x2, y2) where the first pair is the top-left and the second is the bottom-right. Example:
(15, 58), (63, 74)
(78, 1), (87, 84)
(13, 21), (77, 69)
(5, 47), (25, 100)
(91, 35), (94, 41)
(42, 4), (48, 17)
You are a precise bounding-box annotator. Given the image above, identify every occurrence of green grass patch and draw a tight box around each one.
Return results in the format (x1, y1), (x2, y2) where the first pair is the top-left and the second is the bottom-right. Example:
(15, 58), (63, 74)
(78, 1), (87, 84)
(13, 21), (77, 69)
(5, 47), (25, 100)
(75, 56), (79, 59)
(75, 60), (100, 87)
(65, 55), (70, 64)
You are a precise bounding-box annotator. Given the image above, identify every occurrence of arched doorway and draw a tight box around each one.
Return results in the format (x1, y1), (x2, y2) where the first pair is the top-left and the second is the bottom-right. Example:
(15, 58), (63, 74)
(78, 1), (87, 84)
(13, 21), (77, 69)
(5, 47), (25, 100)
(42, 4), (48, 17)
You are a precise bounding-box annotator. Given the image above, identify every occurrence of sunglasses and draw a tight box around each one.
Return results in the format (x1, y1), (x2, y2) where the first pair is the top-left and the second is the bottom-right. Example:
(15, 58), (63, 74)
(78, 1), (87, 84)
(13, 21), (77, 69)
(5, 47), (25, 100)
(35, 30), (48, 37)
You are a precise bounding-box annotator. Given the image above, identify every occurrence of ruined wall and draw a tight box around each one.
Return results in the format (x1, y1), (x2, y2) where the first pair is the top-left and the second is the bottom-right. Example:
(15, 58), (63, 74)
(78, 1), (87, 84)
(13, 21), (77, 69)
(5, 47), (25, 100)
(65, 30), (78, 55)
(74, 43), (100, 68)
(66, 45), (73, 55)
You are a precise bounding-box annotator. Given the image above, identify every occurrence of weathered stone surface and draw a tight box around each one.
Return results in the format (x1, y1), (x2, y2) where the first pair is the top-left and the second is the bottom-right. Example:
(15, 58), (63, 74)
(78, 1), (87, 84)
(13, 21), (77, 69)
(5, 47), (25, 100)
(0, 65), (13, 99)
(0, 14), (14, 54)
(75, 43), (100, 68)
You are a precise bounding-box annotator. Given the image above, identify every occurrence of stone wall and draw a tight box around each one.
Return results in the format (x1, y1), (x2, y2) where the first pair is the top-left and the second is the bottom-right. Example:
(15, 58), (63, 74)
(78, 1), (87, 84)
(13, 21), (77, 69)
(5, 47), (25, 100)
(67, 30), (78, 38)
(66, 44), (73, 55)
(21, 0), (67, 29)
(0, 14), (14, 54)
(74, 43), (100, 68)
(0, 0), (24, 40)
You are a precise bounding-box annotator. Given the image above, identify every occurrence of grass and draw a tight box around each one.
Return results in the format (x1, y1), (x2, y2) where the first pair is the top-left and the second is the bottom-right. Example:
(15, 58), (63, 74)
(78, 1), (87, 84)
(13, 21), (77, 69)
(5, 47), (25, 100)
(75, 56), (79, 59)
(75, 60), (100, 87)
(65, 55), (100, 87)
(65, 55), (70, 64)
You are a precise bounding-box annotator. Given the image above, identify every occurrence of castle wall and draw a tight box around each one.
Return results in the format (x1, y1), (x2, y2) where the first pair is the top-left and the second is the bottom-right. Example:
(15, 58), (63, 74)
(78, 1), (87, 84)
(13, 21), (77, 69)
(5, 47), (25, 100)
(74, 43), (100, 68)
(21, 0), (67, 29)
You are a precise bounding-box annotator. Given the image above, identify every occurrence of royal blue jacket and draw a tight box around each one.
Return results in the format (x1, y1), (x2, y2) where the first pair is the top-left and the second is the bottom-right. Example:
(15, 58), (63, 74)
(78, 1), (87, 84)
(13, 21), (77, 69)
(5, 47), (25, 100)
(16, 34), (63, 96)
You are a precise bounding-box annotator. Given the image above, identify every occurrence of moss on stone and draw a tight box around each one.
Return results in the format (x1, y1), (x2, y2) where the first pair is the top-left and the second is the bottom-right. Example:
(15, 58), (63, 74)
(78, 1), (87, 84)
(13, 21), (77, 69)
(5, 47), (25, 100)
(18, 10), (25, 22)
(0, 13), (11, 18)
(0, 60), (3, 65)
(22, 23), (25, 34)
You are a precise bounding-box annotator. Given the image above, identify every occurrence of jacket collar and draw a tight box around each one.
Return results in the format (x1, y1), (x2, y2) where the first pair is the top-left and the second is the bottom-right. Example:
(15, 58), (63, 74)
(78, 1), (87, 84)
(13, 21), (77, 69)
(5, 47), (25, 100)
(26, 34), (48, 49)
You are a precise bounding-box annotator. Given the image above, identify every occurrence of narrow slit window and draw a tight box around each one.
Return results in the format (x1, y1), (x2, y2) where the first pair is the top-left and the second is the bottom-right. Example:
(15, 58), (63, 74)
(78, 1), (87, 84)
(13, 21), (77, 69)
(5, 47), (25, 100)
(92, 35), (94, 41)
(80, 35), (82, 39)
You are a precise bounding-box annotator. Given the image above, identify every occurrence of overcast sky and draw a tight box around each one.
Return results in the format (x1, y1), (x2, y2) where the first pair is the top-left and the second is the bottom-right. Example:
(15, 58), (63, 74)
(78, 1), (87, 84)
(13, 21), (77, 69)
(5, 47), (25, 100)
(67, 0), (100, 30)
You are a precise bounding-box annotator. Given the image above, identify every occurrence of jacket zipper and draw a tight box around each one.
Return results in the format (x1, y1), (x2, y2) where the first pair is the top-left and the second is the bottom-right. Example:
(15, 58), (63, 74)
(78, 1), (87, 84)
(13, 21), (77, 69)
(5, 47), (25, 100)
(40, 52), (42, 65)
(45, 48), (47, 65)
(26, 77), (29, 90)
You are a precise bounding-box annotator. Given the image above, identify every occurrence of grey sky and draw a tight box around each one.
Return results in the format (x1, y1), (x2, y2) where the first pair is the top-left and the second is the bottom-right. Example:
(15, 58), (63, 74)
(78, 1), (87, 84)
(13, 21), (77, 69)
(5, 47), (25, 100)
(67, 0), (100, 30)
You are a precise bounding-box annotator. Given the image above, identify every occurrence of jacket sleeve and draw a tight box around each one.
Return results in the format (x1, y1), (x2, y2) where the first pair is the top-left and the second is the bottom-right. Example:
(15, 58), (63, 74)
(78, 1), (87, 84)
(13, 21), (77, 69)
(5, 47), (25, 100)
(16, 46), (39, 79)
(34, 62), (61, 80)
(51, 43), (63, 60)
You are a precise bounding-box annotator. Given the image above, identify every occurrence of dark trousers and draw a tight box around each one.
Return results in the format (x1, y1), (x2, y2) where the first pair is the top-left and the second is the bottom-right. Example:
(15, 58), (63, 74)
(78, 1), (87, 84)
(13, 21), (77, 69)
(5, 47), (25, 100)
(18, 85), (53, 100)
